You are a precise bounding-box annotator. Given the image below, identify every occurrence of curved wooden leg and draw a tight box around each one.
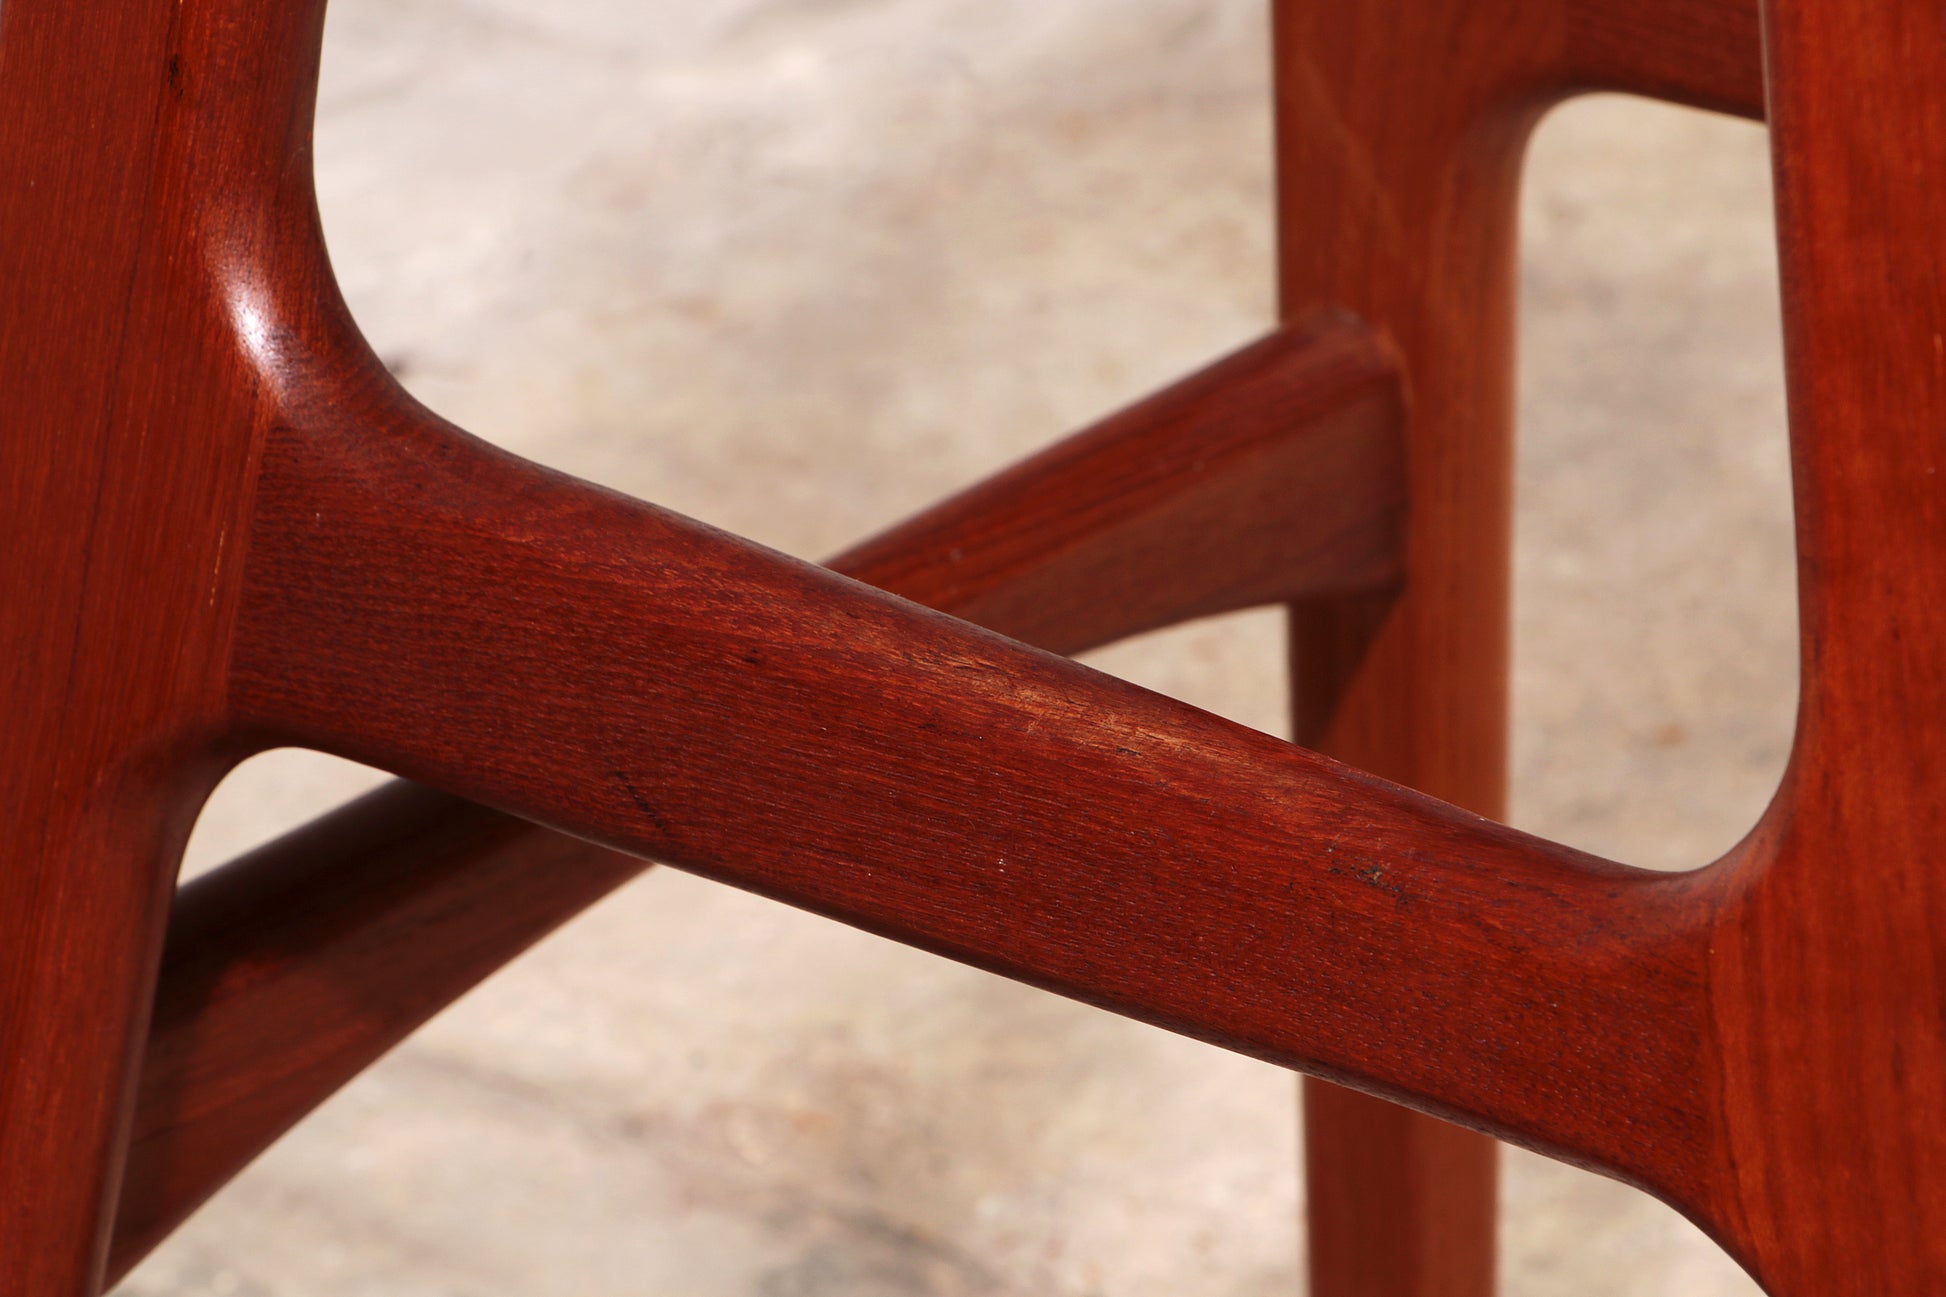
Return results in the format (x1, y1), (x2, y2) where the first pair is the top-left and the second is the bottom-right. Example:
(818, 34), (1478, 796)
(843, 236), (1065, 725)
(0, 0), (332, 1287)
(1691, 0), (1946, 1290)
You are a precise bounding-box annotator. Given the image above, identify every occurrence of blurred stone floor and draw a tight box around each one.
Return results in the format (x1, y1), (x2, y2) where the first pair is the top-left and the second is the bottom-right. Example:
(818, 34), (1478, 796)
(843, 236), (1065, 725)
(117, 0), (1793, 1292)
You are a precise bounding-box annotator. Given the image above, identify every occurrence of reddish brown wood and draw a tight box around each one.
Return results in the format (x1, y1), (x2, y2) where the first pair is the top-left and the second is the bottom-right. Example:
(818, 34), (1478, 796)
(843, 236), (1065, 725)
(223, 351), (1717, 1190)
(12, 0), (1946, 1293)
(113, 321), (1404, 1280)
(112, 784), (641, 1281)
(1274, 1), (1755, 1290)
(0, 0), (328, 1291)
(1302, 1082), (1498, 1297)
(1693, 2), (1946, 1289)
(1569, 0), (1763, 118)
(1273, 0), (1549, 1287)
(829, 322), (1405, 656)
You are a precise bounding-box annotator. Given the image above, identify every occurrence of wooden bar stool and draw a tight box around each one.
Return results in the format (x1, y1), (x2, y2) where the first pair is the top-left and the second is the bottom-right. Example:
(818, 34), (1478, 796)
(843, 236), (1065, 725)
(0, 0), (1934, 1293)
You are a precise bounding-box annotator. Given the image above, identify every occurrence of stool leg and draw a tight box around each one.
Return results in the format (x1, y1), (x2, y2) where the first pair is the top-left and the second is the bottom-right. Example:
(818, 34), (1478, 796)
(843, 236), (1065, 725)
(0, 797), (196, 1295)
(1272, 0), (1558, 1288)
(0, 0), (324, 1284)
(1683, 0), (1946, 1290)
(1303, 1081), (1497, 1297)
(1289, 594), (1499, 1297)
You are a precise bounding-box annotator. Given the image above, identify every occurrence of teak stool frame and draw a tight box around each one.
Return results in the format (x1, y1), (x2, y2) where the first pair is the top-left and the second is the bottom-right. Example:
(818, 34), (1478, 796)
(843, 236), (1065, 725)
(0, 0), (1934, 1291)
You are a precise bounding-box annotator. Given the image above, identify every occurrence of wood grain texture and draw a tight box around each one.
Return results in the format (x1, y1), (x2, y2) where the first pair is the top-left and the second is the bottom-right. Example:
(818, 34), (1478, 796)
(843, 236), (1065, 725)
(1273, 0), (1551, 1287)
(1693, 0), (1946, 1289)
(0, 0), (325, 1290)
(18, 0), (1946, 1291)
(113, 784), (641, 1282)
(226, 355), (1720, 1200)
(830, 322), (1406, 656)
(1302, 1082), (1499, 1297)
(1274, 1), (1762, 1289)
(114, 321), (1405, 1280)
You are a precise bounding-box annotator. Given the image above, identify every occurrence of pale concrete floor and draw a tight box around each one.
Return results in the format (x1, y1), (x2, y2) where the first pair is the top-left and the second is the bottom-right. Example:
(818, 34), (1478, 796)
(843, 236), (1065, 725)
(119, 0), (1791, 1292)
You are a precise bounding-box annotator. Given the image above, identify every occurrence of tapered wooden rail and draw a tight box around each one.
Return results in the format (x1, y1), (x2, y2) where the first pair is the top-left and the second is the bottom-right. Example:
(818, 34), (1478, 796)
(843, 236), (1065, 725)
(217, 339), (1723, 1196)
(113, 321), (1406, 1278)
(827, 324), (1405, 655)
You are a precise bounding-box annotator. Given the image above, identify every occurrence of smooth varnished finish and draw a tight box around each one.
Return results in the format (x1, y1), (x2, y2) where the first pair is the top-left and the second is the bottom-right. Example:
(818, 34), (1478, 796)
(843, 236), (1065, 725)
(1698, 3), (1946, 1288)
(0, 0), (330, 1290)
(4, 0), (1943, 1293)
(115, 320), (1406, 1280)
(113, 784), (643, 1282)
(227, 367), (1707, 1189)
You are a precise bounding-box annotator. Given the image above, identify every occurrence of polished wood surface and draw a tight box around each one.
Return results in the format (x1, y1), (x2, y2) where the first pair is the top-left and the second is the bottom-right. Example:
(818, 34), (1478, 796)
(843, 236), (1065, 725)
(1705, 1), (1946, 1286)
(0, 1), (329, 1290)
(114, 785), (642, 1281)
(226, 345), (1693, 1186)
(1571, 0), (1762, 118)
(2, 0), (1938, 1292)
(1272, 0), (1540, 1283)
(114, 321), (1405, 1281)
